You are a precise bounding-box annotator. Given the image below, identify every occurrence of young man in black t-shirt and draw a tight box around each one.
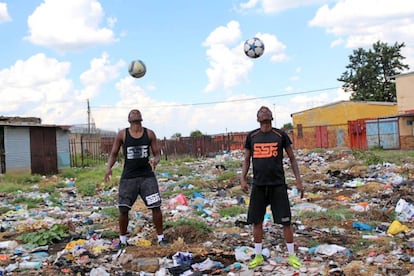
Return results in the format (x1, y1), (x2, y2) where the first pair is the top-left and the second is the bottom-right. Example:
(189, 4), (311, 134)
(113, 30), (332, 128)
(105, 109), (168, 250)
(241, 106), (304, 269)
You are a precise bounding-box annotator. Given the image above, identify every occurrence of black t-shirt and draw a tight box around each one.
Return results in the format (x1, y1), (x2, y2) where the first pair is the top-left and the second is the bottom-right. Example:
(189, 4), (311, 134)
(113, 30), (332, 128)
(245, 128), (292, 186)
(121, 127), (155, 179)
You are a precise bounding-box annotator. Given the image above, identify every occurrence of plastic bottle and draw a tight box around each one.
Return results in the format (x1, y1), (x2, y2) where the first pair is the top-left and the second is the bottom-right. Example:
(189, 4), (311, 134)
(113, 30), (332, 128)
(19, 261), (41, 270)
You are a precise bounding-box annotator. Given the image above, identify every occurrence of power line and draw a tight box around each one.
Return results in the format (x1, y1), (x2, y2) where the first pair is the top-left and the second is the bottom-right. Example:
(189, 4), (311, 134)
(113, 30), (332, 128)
(91, 86), (341, 109)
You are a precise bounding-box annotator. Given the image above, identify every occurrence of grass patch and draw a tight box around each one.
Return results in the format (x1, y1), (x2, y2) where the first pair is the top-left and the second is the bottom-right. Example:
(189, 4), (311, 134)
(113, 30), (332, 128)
(100, 207), (119, 219)
(0, 206), (11, 214)
(101, 229), (119, 239)
(71, 166), (109, 196)
(352, 149), (414, 165)
(38, 183), (58, 193)
(59, 168), (77, 179)
(160, 156), (199, 166)
(100, 194), (116, 203)
(0, 174), (42, 193)
(216, 170), (237, 182)
(222, 160), (242, 169)
(11, 197), (44, 209)
(349, 238), (376, 252)
(162, 187), (208, 198)
(164, 218), (212, 234)
(218, 206), (247, 218)
(297, 207), (355, 223)
(48, 192), (62, 206)
(352, 150), (383, 165)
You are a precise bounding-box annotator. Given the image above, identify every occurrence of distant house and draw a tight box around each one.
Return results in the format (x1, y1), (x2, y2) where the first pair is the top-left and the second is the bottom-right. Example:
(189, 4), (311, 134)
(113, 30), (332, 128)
(290, 72), (414, 150)
(0, 116), (71, 175)
(394, 72), (414, 149)
(291, 101), (398, 149)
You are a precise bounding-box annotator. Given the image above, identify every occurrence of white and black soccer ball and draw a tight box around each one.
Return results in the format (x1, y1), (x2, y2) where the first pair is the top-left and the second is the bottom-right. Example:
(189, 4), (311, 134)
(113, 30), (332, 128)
(244, 37), (265, 59)
(128, 59), (146, 78)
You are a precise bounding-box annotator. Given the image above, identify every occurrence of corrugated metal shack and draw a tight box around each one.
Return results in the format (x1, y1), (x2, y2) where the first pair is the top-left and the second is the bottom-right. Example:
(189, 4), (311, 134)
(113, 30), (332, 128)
(0, 116), (71, 175)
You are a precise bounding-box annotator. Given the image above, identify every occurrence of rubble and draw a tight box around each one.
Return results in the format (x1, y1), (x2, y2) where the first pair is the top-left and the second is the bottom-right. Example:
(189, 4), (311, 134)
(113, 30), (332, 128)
(0, 149), (413, 275)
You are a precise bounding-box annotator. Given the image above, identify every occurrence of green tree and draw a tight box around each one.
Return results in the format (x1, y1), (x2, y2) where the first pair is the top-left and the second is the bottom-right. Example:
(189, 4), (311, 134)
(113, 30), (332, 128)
(338, 41), (409, 102)
(171, 132), (182, 139)
(190, 130), (203, 137)
(282, 123), (293, 130)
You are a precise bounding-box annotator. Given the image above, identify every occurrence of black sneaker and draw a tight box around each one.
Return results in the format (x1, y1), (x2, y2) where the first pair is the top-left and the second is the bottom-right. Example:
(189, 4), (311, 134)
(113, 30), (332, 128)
(158, 239), (169, 246)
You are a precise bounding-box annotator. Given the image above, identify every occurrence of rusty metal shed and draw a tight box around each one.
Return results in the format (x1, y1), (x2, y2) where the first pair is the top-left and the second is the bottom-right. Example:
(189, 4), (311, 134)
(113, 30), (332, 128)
(0, 116), (71, 175)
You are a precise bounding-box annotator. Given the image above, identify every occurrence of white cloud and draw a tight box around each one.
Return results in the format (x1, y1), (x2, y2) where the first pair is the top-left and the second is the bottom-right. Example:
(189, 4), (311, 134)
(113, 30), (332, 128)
(239, 0), (329, 13)
(203, 20), (242, 47)
(290, 87), (350, 113)
(203, 21), (252, 92)
(331, 38), (344, 48)
(257, 33), (289, 62)
(0, 53), (74, 117)
(0, 2), (11, 23)
(333, 87), (351, 102)
(309, 0), (414, 69)
(77, 52), (125, 100)
(25, 0), (117, 52)
(239, 0), (260, 10)
(202, 22), (289, 92)
(0, 51), (130, 128)
(291, 93), (330, 111)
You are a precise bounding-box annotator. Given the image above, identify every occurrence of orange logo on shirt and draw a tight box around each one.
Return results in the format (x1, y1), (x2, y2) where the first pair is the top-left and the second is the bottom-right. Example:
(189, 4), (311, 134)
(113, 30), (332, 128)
(253, 143), (278, 158)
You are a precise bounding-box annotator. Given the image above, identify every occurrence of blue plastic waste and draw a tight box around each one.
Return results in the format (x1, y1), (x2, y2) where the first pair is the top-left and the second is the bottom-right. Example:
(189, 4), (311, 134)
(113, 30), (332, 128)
(352, 221), (373, 231)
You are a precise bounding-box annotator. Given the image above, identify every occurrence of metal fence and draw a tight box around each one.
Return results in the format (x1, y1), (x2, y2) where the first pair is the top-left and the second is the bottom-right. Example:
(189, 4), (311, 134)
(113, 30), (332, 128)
(69, 133), (247, 167)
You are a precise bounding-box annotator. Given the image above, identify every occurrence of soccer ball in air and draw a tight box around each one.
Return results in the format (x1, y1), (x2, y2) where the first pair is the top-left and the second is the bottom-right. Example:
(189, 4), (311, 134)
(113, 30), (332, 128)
(128, 59), (146, 78)
(244, 37), (265, 59)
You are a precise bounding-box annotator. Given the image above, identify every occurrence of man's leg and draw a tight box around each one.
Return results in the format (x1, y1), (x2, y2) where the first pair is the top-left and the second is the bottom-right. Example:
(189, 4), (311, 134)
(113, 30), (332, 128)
(152, 207), (163, 235)
(119, 210), (129, 244)
(283, 224), (293, 244)
(253, 223), (263, 243)
(152, 207), (168, 246)
(284, 224), (301, 269)
(248, 223), (265, 269)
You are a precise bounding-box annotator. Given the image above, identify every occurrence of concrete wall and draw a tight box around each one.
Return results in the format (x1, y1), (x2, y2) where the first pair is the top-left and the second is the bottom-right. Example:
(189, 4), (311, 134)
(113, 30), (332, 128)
(396, 72), (414, 114)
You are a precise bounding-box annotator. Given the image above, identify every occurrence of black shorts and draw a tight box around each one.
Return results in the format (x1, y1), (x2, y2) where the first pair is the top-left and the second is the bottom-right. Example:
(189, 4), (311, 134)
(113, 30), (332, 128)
(118, 176), (162, 210)
(247, 185), (291, 225)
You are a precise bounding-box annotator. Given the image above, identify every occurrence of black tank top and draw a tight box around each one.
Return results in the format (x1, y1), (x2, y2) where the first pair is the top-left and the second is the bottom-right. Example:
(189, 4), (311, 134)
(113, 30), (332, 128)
(121, 127), (155, 178)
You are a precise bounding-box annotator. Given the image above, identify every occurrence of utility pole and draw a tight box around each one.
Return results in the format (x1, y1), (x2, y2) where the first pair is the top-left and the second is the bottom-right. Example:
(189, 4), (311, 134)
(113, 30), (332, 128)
(87, 99), (91, 134)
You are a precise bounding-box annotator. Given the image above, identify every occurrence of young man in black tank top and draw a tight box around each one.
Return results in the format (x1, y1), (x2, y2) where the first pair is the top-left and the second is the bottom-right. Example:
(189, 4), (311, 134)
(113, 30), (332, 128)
(241, 106), (304, 269)
(105, 109), (168, 248)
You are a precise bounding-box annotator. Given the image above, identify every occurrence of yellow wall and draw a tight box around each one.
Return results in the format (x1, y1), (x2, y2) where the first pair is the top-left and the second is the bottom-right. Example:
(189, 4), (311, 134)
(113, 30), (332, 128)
(396, 72), (414, 114)
(292, 101), (397, 127)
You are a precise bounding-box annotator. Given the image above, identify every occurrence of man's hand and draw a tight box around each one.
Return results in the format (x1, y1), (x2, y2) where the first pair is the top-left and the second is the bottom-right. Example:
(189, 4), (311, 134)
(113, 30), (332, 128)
(241, 179), (249, 194)
(149, 159), (158, 171)
(296, 183), (304, 199)
(104, 168), (112, 182)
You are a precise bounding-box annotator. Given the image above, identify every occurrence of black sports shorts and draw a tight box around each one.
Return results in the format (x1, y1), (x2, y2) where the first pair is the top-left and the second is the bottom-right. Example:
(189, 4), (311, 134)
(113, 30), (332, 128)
(247, 185), (291, 225)
(118, 176), (161, 210)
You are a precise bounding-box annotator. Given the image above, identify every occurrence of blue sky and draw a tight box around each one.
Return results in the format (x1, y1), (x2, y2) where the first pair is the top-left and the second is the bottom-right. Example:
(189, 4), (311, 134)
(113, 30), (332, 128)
(0, 0), (413, 139)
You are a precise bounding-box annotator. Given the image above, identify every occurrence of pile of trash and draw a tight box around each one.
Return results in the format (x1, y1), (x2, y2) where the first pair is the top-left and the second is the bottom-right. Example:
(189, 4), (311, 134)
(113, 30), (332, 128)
(0, 149), (414, 275)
